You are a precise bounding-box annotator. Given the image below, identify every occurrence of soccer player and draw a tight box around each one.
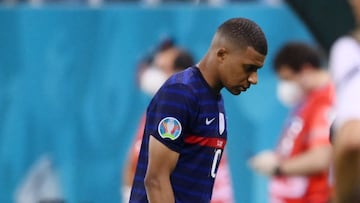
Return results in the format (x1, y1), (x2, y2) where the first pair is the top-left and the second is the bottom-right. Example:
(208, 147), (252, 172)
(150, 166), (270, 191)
(123, 42), (235, 203)
(129, 17), (267, 203)
(329, 0), (360, 202)
(249, 42), (334, 203)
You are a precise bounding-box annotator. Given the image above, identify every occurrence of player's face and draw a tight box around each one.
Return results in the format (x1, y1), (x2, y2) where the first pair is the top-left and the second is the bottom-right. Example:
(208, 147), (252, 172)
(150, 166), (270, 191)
(218, 46), (265, 95)
(153, 47), (180, 76)
(276, 65), (310, 91)
(349, 0), (360, 23)
(277, 65), (297, 81)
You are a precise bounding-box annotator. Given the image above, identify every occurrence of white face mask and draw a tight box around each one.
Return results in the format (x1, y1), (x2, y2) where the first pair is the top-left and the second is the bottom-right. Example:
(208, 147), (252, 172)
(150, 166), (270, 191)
(139, 66), (168, 96)
(276, 80), (304, 108)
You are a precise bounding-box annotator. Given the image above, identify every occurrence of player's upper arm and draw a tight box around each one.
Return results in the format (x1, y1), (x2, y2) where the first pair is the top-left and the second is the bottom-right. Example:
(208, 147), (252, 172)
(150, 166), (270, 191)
(146, 136), (180, 181)
(335, 119), (360, 150)
(144, 83), (196, 178)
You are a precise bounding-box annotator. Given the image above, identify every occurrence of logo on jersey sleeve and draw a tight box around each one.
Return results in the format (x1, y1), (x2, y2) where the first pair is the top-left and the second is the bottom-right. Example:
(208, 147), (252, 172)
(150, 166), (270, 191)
(158, 117), (182, 140)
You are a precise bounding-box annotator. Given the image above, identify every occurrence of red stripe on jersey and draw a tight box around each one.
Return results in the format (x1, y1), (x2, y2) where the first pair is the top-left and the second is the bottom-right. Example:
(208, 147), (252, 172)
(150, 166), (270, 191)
(184, 135), (226, 149)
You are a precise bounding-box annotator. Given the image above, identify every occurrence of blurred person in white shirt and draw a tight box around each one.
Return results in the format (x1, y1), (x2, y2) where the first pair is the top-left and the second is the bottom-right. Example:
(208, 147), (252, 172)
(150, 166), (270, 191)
(329, 0), (360, 202)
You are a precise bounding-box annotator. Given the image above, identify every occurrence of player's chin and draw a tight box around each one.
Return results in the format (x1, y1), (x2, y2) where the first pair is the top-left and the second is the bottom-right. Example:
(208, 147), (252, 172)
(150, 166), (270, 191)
(228, 88), (242, 95)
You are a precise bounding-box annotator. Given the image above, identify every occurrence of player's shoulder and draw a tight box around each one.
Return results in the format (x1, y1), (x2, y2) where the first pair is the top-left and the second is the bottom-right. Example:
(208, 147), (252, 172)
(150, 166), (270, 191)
(168, 66), (198, 84)
(151, 67), (200, 103)
(162, 66), (199, 93)
(309, 83), (335, 106)
(330, 36), (360, 80)
(331, 36), (359, 54)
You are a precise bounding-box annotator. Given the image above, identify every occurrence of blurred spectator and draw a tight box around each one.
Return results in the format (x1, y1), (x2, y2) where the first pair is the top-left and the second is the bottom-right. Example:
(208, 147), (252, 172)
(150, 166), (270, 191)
(329, 0), (360, 202)
(249, 42), (334, 203)
(14, 155), (64, 203)
(122, 39), (234, 203)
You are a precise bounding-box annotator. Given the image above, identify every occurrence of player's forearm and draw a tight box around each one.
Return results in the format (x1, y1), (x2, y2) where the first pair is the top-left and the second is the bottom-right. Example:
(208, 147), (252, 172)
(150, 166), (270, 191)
(280, 145), (332, 176)
(144, 176), (175, 203)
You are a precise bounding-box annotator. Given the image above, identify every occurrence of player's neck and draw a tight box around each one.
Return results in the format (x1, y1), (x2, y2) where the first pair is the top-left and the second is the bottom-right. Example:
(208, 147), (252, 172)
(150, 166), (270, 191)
(313, 70), (330, 88)
(197, 56), (222, 93)
(305, 70), (330, 92)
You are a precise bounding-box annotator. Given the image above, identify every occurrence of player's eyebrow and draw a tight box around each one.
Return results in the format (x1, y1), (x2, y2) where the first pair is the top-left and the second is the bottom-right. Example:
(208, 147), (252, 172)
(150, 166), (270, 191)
(245, 64), (262, 72)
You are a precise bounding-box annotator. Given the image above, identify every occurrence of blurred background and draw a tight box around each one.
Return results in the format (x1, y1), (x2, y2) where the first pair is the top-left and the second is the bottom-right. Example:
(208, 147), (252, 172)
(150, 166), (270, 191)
(0, 0), (354, 202)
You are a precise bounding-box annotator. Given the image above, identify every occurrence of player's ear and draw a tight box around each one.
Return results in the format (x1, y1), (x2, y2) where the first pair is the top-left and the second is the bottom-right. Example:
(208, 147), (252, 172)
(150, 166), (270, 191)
(216, 48), (227, 63)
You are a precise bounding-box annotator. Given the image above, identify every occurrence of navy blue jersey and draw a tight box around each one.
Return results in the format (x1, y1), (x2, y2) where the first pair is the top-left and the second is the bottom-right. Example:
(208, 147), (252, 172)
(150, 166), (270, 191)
(130, 66), (227, 203)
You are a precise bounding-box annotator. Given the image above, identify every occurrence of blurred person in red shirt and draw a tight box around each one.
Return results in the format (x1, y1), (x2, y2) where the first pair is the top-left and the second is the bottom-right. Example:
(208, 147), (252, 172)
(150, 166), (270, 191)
(122, 39), (234, 203)
(249, 42), (334, 203)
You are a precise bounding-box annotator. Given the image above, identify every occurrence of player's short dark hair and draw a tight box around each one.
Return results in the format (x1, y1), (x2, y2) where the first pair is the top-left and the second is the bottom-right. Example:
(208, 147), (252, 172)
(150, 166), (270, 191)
(174, 49), (194, 71)
(274, 42), (323, 73)
(217, 18), (268, 56)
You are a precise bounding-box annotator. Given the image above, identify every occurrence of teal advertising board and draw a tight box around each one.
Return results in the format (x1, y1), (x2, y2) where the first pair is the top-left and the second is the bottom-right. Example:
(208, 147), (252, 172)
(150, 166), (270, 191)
(0, 4), (314, 203)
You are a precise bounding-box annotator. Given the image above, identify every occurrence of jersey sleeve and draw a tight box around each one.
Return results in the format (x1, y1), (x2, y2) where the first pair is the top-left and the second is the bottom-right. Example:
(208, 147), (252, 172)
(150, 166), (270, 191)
(307, 106), (333, 148)
(335, 72), (360, 127)
(329, 36), (360, 84)
(329, 36), (360, 128)
(145, 83), (197, 153)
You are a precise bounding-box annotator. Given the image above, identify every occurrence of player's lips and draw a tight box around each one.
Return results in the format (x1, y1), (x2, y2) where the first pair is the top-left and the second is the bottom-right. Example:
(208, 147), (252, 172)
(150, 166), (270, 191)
(239, 86), (249, 92)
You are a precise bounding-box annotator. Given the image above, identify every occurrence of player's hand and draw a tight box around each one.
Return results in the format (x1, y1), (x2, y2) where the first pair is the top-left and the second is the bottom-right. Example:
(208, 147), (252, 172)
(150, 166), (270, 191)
(248, 150), (280, 176)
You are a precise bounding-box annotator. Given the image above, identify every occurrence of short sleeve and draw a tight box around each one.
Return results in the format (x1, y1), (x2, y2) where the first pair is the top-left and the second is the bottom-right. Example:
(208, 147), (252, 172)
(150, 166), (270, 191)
(307, 106), (333, 148)
(329, 36), (360, 85)
(329, 36), (360, 129)
(145, 84), (197, 153)
(335, 73), (360, 128)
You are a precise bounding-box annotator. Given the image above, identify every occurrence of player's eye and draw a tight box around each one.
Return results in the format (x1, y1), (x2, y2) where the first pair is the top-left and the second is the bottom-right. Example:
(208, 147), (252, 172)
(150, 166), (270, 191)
(244, 64), (259, 73)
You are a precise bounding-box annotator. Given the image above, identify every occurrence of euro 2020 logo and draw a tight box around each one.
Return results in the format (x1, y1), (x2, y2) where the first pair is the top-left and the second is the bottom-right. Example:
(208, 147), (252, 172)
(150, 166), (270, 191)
(158, 117), (182, 140)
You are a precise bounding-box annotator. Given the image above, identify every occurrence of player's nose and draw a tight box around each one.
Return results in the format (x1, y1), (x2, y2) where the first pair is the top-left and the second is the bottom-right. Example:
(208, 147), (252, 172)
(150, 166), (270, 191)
(248, 72), (258, 85)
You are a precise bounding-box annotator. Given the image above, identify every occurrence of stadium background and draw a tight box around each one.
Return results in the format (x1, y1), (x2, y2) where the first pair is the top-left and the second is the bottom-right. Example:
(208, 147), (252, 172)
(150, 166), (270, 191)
(0, 2), (350, 203)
